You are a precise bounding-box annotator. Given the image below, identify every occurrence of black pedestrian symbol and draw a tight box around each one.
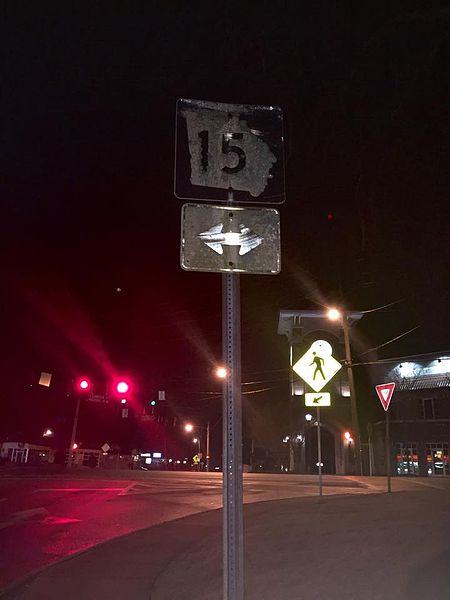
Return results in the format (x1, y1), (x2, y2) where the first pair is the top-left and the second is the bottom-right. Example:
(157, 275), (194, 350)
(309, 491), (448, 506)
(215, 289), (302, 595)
(310, 352), (325, 380)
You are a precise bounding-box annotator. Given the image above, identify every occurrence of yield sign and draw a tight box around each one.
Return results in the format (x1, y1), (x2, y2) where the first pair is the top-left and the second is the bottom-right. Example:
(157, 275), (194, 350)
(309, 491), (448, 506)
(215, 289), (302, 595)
(375, 382), (395, 411)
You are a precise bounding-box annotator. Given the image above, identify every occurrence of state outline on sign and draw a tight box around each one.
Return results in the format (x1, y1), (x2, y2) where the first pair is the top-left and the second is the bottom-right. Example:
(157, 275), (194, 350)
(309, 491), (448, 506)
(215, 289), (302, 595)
(175, 98), (285, 204)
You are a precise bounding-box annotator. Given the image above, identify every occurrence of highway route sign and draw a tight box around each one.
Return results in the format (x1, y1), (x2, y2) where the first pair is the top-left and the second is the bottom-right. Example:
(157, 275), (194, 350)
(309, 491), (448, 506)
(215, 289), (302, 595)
(175, 99), (285, 204)
(293, 340), (342, 393)
(305, 392), (331, 407)
(181, 203), (280, 274)
(375, 382), (395, 411)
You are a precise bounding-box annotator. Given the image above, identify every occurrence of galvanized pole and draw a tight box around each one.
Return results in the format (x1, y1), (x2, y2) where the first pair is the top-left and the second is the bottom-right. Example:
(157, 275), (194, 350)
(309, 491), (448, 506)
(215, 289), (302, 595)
(317, 407), (323, 497)
(385, 409), (391, 493)
(222, 271), (243, 600)
(222, 189), (244, 600)
(206, 420), (211, 472)
(288, 343), (295, 472)
(68, 396), (81, 469)
(341, 313), (363, 475)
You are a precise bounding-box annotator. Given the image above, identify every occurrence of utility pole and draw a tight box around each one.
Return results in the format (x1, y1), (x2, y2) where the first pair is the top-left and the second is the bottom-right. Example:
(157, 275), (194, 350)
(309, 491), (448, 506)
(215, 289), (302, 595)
(68, 396), (81, 469)
(342, 313), (362, 475)
(206, 421), (210, 472)
(288, 343), (295, 472)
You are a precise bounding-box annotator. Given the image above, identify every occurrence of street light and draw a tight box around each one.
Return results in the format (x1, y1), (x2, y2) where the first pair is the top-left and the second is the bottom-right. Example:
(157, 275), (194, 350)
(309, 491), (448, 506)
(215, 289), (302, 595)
(327, 307), (362, 475)
(68, 378), (91, 469)
(184, 422), (211, 472)
(43, 428), (54, 438)
(215, 366), (227, 379)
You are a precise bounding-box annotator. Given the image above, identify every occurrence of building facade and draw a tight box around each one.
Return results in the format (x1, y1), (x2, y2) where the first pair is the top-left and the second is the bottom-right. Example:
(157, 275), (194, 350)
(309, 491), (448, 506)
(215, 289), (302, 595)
(370, 355), (450, 477)
(278, 309), (364, 474)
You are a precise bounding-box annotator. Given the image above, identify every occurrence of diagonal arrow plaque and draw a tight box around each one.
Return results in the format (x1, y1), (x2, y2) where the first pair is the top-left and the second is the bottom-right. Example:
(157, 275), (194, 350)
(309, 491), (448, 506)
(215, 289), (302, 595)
(181, 203), (280, 274)
(305, 392), (331, 407)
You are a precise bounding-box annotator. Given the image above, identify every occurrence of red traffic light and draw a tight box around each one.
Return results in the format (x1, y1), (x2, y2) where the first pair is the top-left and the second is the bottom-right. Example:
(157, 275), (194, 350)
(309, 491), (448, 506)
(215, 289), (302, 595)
(116, 381), (129, 394)
(78, 378), (91, 391)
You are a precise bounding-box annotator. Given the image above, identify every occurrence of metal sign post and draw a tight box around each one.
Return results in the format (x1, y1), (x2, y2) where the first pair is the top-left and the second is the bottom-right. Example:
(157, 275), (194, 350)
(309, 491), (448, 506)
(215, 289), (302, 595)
(222, 268), (244, 600)
(317, 406), (323, 497)
(385, 408), (391, 493)
(175, 99), (284, 600)
(375, 383), (395, 494)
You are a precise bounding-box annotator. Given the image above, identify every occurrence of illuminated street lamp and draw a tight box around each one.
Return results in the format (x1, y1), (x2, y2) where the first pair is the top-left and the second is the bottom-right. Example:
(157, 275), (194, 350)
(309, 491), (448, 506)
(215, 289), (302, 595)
(216, 366), (227, 379)
(327, 308), (341, 322)
(43, 428), (54, 438)
(68, 378), (91, 469)
(184, 422), (211, 471)
(327, 307), (362, 475)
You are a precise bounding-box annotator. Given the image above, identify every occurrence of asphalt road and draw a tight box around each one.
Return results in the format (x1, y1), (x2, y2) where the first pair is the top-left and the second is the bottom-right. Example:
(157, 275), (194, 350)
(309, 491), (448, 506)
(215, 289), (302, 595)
(1, 468), (448, 592)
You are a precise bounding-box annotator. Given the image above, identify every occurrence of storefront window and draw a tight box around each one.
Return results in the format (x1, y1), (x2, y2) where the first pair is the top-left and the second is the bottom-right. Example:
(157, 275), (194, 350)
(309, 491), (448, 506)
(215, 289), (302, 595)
(395, 443), (419, 475)
(426, 443), (450, 476)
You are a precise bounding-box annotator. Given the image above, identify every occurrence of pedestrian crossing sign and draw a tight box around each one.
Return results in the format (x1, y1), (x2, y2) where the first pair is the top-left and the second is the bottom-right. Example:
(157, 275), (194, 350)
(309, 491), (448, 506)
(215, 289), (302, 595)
(293, 340), (342, 392)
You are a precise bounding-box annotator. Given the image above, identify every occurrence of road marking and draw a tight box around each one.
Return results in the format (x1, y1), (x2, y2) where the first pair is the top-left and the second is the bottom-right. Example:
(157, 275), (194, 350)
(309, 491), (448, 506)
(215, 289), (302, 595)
(407, 479), (447, 490)
(42, 516), (82, 525)
(118, 482), (138, 496)
(118, 482), (156, 495)
(0, 507), (49, 530)
(36, 488), (125, 492)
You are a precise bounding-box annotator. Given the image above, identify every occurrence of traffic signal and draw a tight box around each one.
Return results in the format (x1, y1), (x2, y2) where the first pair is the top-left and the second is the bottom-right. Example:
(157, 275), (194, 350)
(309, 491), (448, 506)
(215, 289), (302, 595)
(116, 380), (129, 394)
(77, 378), (91, 392)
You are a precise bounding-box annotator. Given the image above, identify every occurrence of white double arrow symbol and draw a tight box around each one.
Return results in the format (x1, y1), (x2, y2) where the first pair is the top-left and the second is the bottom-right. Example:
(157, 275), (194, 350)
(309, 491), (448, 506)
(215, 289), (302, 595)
(198, 223), (263, 256)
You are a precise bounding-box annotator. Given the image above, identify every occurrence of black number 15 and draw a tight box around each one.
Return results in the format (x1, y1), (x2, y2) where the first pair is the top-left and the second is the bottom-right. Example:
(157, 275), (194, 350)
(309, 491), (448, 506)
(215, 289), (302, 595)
(199, 131), (246, 174)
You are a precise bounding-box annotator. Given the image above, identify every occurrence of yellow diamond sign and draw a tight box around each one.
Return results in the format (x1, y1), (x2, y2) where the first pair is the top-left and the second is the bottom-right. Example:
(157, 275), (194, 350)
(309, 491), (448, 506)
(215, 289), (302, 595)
(293, 340), (342, 393)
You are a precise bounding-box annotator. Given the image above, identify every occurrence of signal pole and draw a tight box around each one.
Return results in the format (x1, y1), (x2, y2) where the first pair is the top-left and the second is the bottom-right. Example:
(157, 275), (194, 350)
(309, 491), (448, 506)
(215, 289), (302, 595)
(341, 313), (362, 475)
(68, 396), (81, 469)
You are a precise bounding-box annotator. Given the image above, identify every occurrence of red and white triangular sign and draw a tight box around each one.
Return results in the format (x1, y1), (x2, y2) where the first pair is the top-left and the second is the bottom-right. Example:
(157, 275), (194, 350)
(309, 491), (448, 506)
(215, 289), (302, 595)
(375, 382), (395, 411)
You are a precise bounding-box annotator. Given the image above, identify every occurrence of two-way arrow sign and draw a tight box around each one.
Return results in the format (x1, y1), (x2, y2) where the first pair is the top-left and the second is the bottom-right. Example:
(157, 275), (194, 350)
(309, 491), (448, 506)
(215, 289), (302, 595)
(181, 203), (280, 274)
(198, 223), (263, 256)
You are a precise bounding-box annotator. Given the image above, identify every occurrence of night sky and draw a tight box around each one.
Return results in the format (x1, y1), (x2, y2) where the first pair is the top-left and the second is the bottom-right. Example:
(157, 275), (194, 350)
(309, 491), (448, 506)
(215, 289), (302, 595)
(2, 3), (449, 455)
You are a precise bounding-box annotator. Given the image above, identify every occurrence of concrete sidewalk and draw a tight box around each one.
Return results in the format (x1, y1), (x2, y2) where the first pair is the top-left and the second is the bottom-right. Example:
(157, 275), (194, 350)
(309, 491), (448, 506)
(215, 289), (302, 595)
(3, 489), (450, 600)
